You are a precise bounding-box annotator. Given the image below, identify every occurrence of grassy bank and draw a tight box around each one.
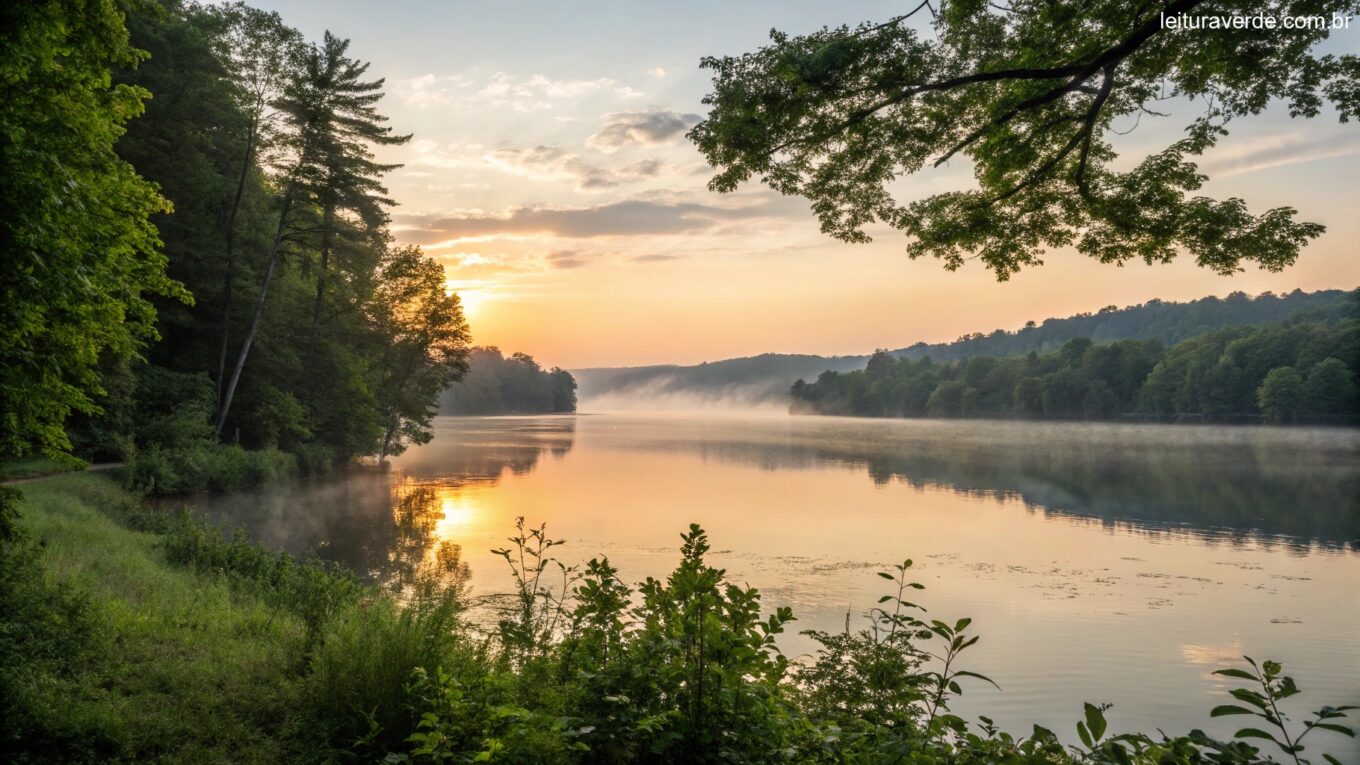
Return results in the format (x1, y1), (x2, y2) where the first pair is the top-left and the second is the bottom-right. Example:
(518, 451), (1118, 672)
(0, 456), (84, 481)
(2, 476), (1354, 764)
(2, 474), (311, 763)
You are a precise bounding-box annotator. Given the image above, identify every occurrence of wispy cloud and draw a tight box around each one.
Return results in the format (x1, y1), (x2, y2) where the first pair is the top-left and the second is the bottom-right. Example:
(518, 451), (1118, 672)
(395, 197), (798, 243)
(395, 71), (645, 113)
(546, 249), (591, 269)
(1201, 130), (1360, 179)
(408, 140), (668, 191)
(489, 145), (665, 190)
(588, 110), (703, 151)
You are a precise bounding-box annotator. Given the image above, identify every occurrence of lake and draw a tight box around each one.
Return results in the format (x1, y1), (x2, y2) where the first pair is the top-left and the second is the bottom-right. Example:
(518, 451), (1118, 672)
(182, 413), (1360, 755)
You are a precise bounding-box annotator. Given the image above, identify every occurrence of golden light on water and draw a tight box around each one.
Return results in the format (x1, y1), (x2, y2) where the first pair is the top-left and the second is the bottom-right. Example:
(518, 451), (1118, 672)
(435, 489), (483, 539)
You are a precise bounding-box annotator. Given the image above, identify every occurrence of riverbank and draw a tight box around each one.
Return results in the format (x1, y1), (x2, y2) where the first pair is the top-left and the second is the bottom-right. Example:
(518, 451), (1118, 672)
(3, 473), (1355, 763)
(2, 474), (311, 762)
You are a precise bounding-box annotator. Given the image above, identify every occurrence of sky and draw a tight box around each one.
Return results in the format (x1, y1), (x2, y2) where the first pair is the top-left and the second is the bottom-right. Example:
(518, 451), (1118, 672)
(245, 1), (1360, 368)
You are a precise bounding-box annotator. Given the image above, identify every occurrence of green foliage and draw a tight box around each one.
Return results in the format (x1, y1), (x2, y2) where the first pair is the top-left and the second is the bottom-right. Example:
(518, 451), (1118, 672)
(794, 312), (1359, 423)
(1304, 358), (1359, 417)
(122, 443), (296, 494)
(0, 0), (188, 458)
(0, 486), (108, 760)
(1, 0), (469, 475)
(5, 477), (1357, 763)
(441, 348), (578, 416)
(1259, 367), (1307, 422)
(578, 290), (1357, 405)
(691, 2), (1356, 278)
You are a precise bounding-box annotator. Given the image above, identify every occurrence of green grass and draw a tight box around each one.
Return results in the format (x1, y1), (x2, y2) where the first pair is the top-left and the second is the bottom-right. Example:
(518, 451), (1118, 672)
(9, 474), (310, 764)
(0, 455), (85, 481)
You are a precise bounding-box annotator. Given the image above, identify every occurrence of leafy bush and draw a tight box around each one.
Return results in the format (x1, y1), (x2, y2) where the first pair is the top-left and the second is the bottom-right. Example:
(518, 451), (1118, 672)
(378, 520), (1356, 765)
(122, 443), (296, 494)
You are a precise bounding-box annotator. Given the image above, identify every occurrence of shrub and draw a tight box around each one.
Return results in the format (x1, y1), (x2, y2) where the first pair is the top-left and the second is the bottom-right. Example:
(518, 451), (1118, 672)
(122, 444), (297, 495)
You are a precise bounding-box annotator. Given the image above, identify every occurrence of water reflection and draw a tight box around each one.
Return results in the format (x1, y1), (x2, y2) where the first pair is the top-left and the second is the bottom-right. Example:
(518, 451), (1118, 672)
(178, 416), (576, 587)
(181, 414), (1359, 754)
(582, 417), (1359, 549)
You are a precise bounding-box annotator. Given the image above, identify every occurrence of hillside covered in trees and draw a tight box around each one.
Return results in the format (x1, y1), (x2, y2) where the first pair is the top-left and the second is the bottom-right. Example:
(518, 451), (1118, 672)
(889, 289), (1354, 362)
(439, 348), (576, 415)
(792, 307), (1359, 423)
(2, 0), (471, 487)
(575, 289), (1357, 406)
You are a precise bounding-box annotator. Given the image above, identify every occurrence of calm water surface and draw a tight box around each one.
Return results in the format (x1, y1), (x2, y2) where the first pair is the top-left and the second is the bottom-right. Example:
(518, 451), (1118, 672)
(185, 413), (1360, 755)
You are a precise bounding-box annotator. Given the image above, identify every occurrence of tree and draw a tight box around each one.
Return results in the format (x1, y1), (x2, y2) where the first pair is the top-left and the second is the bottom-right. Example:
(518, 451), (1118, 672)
(371, 246), (470, 459)
(1257, 366), (1305, 422)
(215, 31), (406, 438)
(304, 32), (410, 325)
(1303, 357), (1357, 416)
(549, 368), (578, 413)
(691, 0), (1356, 279)
(199, 2), (302, 406)
(1012, 376), (1043, 416)
(1, 0), (186, 456)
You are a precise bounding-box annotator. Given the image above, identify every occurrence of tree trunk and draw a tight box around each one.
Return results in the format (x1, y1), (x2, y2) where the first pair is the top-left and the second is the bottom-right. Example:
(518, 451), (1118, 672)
(215, 186), (295, 439)
(312, 202), (334, 324)
(216, 107), (262, 411)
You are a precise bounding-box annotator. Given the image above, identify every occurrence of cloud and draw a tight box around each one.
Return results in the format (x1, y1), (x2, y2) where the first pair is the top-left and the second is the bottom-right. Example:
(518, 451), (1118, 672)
(647, 67), (668, 79)
(588, 110), (703, 151)
(1200, 130), (1360, 178)
(395, 197), (795, 243)
(630, 253), (685, 263)
(546, 249), (590, 269)
(430, 250), (536, 280)
(488, 145), (667, 191)
(409, 140), (669, 191)
(394, 73), (475, 110)
(396, 71), (644, 114)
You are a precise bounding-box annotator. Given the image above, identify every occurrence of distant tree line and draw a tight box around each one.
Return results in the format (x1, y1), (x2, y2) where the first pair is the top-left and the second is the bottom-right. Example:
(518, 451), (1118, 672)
(2, 0), (470, 483)
(440, 348), (576, 415)
(890, 289), (1355, 363)
(572, 290), (1355, 405)
(793, 310), (1359, 424)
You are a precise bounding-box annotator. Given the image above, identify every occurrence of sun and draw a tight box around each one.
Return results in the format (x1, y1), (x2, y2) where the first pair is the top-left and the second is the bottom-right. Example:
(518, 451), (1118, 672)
(445, 280), (485, 318)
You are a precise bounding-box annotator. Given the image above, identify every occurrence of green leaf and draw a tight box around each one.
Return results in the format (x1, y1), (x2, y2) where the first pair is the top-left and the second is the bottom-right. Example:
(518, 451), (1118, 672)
(1084, 703), (1107, 741)
(1077, 721), (1093, 749)
(1214, 668), (1256, 680)
(1309, 723), (1354, 737)
(1211, 705), (1255, 717)
(953, 670), (1000, 689)
(1229, 688), (1269, 710)
(1234, 727), (1281, 743)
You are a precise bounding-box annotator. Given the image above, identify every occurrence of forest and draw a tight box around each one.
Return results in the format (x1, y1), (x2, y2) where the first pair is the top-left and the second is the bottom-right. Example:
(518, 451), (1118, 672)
(792, 307), (1359, 422)
(2, 0), (473, 491)
(438, 348), (577, 415)
(574, 289), (1357, 405)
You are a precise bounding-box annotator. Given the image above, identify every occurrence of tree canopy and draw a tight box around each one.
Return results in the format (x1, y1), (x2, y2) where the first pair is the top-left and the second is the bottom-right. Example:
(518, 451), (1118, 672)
(792, 309), (1359, 422)
(2, 0), (487, 475)
(692, 0), (1360, 279)
(1, 0), (187, 457)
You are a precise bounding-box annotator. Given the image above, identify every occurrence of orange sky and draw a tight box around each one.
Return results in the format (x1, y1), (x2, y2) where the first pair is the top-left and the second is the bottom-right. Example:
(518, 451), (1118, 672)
(253, 1), (1360, 368)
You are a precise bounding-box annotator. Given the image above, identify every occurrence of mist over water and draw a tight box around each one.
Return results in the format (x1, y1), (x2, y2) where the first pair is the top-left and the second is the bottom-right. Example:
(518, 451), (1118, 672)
(180, 413), (1360, 758)
(577, 378), (794, 413)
